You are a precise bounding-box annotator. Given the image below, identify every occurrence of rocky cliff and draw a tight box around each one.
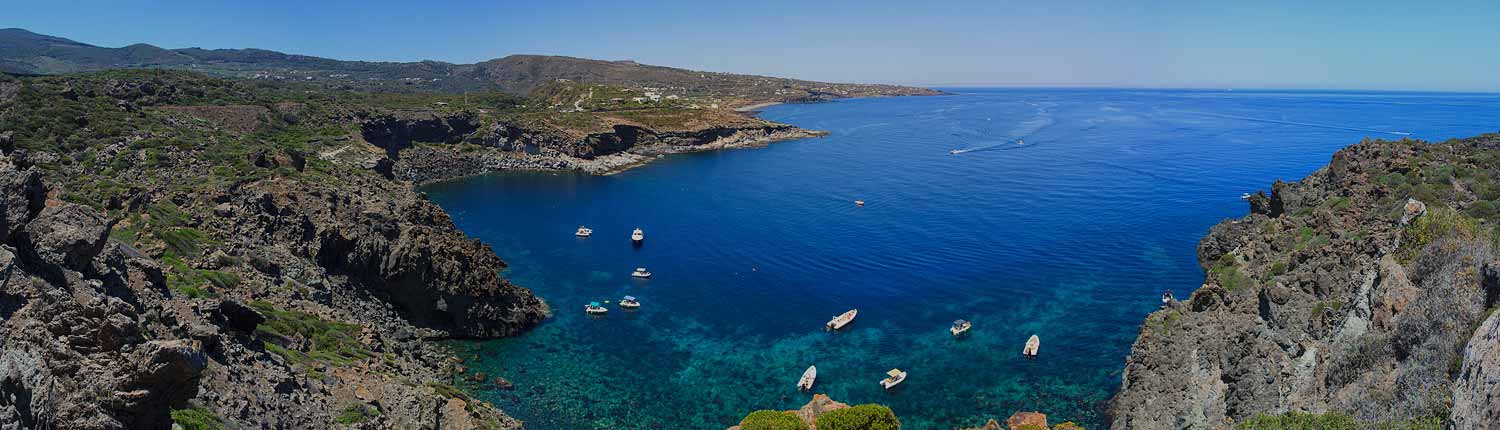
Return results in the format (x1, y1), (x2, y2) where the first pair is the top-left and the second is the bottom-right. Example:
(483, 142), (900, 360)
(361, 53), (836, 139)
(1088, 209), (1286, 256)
(1111, 135), (1500, 429)
(0, 70), (550, 428)
(351, 107), (828, 184)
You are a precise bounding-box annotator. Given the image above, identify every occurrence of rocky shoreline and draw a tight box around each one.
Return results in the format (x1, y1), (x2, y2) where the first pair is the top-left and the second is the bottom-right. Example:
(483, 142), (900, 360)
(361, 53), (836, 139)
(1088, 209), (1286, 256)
(344, 108), (831, 185)
(1110, 135), (1500, 429)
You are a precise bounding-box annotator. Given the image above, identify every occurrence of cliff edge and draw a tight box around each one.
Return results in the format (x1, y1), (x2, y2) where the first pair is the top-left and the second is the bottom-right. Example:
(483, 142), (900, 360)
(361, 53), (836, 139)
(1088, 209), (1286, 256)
(1111, 135), (1500, 429)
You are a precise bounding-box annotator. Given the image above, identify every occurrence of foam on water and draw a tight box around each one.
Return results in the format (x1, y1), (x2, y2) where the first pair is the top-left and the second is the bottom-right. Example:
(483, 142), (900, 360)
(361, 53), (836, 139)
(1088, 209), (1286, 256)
(426, 88), (1500, 430)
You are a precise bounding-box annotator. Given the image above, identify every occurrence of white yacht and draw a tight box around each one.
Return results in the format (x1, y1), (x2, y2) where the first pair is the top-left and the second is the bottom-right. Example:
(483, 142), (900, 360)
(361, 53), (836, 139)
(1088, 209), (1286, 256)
(631, 267), (652, 278)
(631, 228), (645, 243)
(575, 226), (593, 237)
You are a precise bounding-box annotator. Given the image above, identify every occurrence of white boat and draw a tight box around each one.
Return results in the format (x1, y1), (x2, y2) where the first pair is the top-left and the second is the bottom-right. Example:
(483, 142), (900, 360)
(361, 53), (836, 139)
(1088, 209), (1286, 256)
(950, 319), (972, 336)
(879, 369), (907, 390)
(575, 226), (593, 237)
(620, 296), (640, 309)
(950, 149), (961, 155)
(797, 365), (817, 391)
(585, 301), (608, 315)
(631, 267), (652, 278)
(1240, 193), (1252, 200)
(1016, 139), (1025, 145)
(1023, 335), (1040, 357)
(631, 228), (645, 243)
(826, 309), (857, 330)
(854, 200), (866, 206)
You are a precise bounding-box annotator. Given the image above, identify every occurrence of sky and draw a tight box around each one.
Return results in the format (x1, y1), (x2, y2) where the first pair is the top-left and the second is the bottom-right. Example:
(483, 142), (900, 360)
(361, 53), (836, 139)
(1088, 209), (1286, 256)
(7, 0), (1500, 91)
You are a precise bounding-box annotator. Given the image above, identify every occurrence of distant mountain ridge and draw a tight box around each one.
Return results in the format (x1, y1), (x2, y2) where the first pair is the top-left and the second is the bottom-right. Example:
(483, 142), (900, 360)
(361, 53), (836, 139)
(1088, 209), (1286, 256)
(0, 28), (940, 103)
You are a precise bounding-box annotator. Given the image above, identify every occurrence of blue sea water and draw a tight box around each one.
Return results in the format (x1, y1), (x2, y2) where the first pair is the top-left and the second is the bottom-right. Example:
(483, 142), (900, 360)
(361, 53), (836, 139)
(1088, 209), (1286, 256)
(424, 88), (1500, 430)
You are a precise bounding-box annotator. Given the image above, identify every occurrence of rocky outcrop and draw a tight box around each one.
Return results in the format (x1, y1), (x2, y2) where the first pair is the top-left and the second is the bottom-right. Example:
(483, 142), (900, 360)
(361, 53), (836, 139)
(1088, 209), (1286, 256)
(0, 159), (533, 429)
(359, 110), (481, 156)
(1454, 310), (1500, 429)
(388, 117), (827, 184)
(0, 167), (201, 429)
(1112, 135), (1500, 429)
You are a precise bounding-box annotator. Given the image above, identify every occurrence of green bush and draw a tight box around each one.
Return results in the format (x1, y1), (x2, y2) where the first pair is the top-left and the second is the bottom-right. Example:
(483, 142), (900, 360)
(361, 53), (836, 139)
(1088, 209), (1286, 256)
(1211, 254), (1251, 293)
(814, 404), (900, 430)
(251, 301), (373, 369)
(158, 227), (209, 257)
(171, 407), (224, 430)
(335, 403), (381, 425)
(738, 410), (807, 430)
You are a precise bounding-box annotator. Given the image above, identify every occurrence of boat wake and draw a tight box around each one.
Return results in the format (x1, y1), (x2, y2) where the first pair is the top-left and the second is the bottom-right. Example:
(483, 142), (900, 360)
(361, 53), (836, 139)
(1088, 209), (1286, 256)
(950, 139), (1039, 155)
(1182, 111), (1413, 136)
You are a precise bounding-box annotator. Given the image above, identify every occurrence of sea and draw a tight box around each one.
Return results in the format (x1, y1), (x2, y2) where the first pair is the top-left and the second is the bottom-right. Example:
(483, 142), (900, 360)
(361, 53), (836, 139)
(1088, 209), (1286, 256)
(423, 88), (1500, 429)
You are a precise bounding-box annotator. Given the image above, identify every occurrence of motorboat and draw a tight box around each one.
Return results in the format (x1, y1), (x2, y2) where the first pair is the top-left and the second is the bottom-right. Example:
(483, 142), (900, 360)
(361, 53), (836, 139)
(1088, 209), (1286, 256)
(585, 301), (608, 315)
(950, 319), (972, 336)
(879, 368), (907, 390)
(620, 296), (641, 309)
(797, 365), (817, 391)
(575, 226), (593, 237)
(1023, 335), (1040, 357)
(631, 267), (652, 278)
(631, 228), (645, 243)
(854, 200), (866, 206)
(826, 309), (857, 330)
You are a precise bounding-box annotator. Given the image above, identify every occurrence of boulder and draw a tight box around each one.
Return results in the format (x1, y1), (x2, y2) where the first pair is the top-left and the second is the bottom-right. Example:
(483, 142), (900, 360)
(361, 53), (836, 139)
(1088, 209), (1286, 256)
(794, 393), (848, 426)
(0, 161), (44, 242)
(20, 202), (113, 273)
(1005, 411), (1047, 430)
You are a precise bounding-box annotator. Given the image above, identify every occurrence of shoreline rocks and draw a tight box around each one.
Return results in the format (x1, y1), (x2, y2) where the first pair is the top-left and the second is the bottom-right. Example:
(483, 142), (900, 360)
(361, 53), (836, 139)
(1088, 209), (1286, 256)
(1110, 134), (1500, 428)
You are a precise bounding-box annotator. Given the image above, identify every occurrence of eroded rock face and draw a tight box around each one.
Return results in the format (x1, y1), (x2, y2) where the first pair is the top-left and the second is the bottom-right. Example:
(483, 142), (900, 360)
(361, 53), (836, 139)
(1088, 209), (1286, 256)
(360, 110), (480, 156)
(234, 175), (548, 338)
(0, 169), (202, 429)
(1454, 310), (1500, 429)
(1111, 136), (1500, 429)
(0, 158), (533, 429)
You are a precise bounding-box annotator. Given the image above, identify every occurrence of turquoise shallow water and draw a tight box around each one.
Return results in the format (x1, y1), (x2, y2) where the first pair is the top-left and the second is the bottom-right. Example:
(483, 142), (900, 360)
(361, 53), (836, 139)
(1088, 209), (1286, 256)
(425, 89), (1500, 429)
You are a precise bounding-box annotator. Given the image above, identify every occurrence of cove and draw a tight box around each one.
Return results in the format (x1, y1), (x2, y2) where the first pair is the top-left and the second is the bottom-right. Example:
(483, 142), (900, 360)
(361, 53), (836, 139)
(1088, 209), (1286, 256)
(424, 88), (1500, 429)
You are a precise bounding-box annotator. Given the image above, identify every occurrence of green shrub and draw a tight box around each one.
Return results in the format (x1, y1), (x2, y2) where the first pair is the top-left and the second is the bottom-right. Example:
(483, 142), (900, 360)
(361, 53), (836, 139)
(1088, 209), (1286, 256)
(424, 381), (469, 400)
(251, 301), (373, 368)
(158, 227), (209, 257)
(1211, 254), (1251, 293)
(201, 270), (240, 289)
(335, 403), (381, 425)
(814, 404), (900, 430)
(171, 407), (224, 430)
(738, 410), (807, 430)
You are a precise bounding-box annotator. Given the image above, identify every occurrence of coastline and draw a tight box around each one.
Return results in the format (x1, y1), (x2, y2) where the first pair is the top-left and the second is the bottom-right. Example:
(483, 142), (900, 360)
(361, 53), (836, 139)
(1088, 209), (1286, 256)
(734, 101), (783, 112)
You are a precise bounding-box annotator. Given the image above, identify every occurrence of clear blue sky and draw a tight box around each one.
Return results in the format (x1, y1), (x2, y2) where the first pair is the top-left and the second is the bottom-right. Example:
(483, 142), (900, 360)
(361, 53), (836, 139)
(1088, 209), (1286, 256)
(8, 0), (1500, 91)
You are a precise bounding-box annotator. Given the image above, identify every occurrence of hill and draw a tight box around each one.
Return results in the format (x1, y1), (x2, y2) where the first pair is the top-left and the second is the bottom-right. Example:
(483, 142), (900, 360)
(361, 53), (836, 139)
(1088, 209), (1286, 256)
(0, 28), (941, 104)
